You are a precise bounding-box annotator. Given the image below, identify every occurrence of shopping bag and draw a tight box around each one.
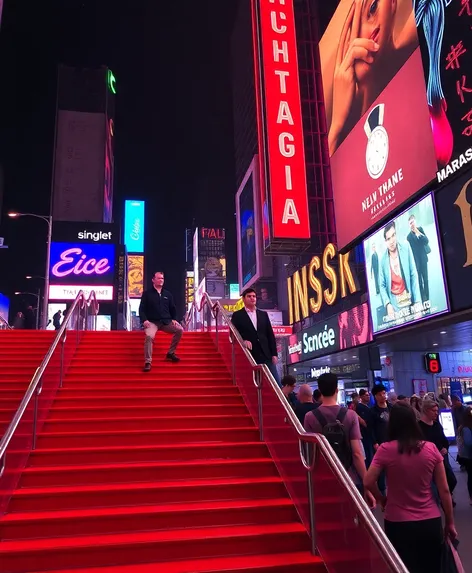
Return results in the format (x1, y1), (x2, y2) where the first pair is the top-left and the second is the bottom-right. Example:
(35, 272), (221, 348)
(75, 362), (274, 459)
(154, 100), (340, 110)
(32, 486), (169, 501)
(441, 539), (465, 573)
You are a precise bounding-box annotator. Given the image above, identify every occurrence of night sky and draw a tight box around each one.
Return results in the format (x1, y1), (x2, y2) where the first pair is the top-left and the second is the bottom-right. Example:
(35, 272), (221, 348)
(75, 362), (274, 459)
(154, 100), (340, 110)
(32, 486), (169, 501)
(0, 0), (238, 318)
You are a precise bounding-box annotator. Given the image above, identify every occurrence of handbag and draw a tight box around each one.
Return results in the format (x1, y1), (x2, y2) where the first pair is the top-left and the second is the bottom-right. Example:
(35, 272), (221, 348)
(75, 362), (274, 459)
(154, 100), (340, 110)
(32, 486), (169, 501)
(441, 539), (465, 573)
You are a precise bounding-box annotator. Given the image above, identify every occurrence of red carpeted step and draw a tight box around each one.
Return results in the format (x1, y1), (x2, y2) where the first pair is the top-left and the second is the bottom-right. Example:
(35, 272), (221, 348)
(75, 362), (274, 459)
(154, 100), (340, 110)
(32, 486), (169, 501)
(25, 440), (269, 466)
(8, 476), (289, 513)
(0, 522), (311, 572)
(18, 457), (278, 488)
(34, 426), (261, 448)
(1, 498), (299, 540)
(27, 552), (325, 573)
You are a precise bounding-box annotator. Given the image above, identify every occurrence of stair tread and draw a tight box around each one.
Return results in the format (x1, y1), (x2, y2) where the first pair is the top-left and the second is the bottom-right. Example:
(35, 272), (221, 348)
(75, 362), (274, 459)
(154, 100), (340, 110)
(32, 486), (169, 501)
(27, 552), (324, 573)
(0, 522), (307, 553)
(12, 475), (285, 498)
(24, 440), (264, 456)
(3, 497), (293, 524)
(31, 425), (258, 437)
(42, 413), (252, 422)
(21, 456), (273, 475)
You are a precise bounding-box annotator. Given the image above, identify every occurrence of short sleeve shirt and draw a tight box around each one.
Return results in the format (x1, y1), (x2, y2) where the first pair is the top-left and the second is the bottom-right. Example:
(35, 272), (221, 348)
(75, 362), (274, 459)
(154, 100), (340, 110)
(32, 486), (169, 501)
(371, 440), (443, 522)
(304, 405), (362, 483)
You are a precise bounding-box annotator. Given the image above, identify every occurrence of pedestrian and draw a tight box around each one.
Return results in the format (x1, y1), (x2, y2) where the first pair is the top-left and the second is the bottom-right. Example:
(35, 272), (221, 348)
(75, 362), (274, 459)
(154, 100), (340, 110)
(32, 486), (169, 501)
(364, 403), (456, 573)
(457, 406), (472, 506)
(139, 271), (183, 372)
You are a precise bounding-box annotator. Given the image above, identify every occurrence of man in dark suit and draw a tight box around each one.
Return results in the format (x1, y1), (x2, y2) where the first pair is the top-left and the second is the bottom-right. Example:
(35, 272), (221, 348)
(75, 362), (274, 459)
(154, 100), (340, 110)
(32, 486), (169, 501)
(406, 214), (430, 303)
(231, 287), (280, 384)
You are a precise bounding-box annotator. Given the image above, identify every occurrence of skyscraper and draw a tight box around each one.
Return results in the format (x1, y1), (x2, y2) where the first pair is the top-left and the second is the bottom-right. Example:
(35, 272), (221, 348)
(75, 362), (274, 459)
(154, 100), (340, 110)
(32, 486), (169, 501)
(51, 65), (116, 223)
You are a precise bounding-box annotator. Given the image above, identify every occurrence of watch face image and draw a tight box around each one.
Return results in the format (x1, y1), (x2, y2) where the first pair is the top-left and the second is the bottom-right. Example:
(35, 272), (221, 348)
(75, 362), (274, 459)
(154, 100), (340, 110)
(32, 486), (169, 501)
(366, 127), (389, 179)
(364, 104), (389, 180)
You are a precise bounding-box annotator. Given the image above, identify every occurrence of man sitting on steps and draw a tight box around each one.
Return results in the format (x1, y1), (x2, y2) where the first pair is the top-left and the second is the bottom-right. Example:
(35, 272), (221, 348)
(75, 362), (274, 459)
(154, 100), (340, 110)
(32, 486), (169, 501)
(139, 271), (183, 372)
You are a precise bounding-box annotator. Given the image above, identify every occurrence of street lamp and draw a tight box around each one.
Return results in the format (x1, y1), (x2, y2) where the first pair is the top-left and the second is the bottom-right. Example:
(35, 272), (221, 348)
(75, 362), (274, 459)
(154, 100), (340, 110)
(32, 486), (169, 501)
(14, 291), (41, 330)
(9, 212), (52, 329)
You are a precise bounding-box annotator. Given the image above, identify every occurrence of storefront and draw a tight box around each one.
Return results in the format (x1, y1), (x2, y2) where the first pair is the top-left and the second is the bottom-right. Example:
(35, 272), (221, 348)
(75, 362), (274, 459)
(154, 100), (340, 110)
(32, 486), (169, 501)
(286, 301), (377, 404)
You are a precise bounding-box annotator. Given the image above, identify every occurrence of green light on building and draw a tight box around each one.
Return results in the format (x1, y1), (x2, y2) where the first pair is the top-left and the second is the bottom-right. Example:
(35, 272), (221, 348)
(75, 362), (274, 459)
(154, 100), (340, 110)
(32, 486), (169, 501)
(107, 70), (116, 94)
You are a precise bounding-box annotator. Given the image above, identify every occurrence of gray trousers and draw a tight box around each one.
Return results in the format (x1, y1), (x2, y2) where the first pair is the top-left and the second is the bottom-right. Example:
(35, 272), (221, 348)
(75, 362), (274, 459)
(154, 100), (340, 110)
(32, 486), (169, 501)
(144, 321), (183, 363)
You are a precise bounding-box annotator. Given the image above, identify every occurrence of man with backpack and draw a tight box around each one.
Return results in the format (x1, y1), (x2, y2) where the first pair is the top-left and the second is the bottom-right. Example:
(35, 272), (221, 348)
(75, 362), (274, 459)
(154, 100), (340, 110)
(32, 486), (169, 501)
(304, 373), (374, 506)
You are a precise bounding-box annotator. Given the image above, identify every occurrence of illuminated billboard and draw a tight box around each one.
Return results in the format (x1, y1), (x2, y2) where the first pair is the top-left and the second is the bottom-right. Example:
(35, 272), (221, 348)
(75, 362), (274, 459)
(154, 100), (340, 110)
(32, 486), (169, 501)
(127, 255), (144, 299)
(124, 200), (145, 253)
(49, 285), (114, 301)
(236, 157), (263, 289)
(319, 1), (472, 249)
(252, 0), (310, 251)
(50, 242), (115, 286)
(364, 194), (449, 334)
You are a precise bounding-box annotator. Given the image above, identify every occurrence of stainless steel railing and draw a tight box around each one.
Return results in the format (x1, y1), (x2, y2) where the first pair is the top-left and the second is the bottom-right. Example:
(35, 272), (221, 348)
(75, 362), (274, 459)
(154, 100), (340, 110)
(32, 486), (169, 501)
(0, 314), (11, 329)
(0, 290), (99, 512)
(186, 293), (408, 573)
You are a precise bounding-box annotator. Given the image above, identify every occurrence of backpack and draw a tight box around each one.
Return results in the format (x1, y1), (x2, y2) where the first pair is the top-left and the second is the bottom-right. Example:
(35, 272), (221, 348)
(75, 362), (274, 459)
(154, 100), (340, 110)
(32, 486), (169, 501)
(313, 407), (353, 470)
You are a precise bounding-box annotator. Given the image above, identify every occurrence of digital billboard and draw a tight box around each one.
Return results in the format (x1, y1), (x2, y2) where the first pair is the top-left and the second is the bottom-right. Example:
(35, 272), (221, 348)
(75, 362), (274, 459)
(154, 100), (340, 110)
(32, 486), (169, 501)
(49, 285), (114, 302)
(436, 171), (472, 312)
(236, 157), (263, 289)
(252, 0), (310, 249)
(198, 228), (226, 283)
(52, 222), (119, 244)
(50, 242), (116, 286)
(319, 1), (472, 249)
(364, 194), (448, 334)
(124, 200), (145, 253)
(287, 302), (372, 364)
(127, 255), (144, 299)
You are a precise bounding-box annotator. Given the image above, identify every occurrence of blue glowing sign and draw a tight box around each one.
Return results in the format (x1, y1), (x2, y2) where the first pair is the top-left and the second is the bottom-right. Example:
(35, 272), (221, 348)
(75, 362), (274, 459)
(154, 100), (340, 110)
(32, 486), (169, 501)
(124, 200), (145, 253)
(50, 242), (116, 285)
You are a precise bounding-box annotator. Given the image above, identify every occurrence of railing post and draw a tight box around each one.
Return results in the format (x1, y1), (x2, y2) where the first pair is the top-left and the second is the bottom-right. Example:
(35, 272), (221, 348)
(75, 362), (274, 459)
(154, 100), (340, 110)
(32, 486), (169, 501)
(214, 306), (219, 351)
(231, 337), (236, 385)
(254, 369), (264, 441)
(306, 443), (318, 556)
(59, 331), (67, 389)
(32, 381), (41, 451)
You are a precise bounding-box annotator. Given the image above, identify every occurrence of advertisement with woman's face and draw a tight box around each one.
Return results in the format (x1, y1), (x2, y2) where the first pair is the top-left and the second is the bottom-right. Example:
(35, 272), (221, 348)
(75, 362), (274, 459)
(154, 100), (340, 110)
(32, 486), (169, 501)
(319, 0), (438, 249)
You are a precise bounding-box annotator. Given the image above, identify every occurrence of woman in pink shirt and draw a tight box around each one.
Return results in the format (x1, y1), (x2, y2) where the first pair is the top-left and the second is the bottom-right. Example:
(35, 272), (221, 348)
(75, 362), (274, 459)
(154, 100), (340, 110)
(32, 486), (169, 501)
(364, 403), (456, 573)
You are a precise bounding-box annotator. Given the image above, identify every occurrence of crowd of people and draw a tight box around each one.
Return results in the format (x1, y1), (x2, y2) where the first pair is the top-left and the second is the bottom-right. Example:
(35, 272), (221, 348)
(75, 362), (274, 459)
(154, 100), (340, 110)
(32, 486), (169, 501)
(281, 373), (471, 573)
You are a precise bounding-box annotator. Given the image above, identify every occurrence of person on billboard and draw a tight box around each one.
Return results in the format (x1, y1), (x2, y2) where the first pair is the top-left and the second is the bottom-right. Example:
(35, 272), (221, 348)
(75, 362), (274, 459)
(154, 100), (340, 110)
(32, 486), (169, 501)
(257, 286), (277, 310)
(370, 242), (380, 295)
(231, 287), (280, 385)
(139, 271), (183, 372)
(406, 214), (430, 304)
(378, 221), (421, 321)
(327, 0), (418, 155)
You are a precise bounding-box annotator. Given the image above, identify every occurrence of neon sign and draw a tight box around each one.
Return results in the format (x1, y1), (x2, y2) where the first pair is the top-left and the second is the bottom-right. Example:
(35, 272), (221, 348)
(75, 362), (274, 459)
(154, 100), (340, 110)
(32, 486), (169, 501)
(253, 0), (310, 244)
(124, 200), (145, 253)
(107, 70), (117, 94)
(50, 242), (115, 282)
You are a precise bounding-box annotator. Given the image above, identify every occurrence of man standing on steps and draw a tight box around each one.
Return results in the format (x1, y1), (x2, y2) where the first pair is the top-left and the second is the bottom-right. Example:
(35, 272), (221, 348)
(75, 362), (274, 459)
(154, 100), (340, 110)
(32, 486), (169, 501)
(139, 271), (183, 372)
(231, 287), (280, 385)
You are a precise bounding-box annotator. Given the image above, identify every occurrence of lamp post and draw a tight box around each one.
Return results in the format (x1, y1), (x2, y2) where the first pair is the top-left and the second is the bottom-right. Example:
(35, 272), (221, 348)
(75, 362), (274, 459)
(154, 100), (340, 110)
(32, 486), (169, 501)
(9, 212), (52, 329)
(14, 291), (41, 330)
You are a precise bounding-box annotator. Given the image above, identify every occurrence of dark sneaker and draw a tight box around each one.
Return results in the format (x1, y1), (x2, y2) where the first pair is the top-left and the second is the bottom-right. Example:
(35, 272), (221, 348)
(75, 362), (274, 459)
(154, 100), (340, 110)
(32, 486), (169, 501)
(143, 362), (152, 372)
(166, 353), (180, 363)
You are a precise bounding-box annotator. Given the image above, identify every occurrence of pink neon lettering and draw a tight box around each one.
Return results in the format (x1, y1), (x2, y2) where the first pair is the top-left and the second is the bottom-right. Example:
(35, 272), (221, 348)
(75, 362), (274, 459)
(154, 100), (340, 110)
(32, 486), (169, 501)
(52, 248), (111, 278)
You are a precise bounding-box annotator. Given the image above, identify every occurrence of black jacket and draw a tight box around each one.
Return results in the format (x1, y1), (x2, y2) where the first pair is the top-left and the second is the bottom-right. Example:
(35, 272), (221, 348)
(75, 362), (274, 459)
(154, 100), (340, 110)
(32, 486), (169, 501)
(231, 308), (277, 364)
(139, 288), (177, 325)
(371, 403), (393, 446)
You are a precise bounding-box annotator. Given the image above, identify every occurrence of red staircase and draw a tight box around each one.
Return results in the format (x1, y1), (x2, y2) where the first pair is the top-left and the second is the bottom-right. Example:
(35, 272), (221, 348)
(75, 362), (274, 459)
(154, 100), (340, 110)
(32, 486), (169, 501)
(0, 331), (324, 572)
(0, 331), (56, 435)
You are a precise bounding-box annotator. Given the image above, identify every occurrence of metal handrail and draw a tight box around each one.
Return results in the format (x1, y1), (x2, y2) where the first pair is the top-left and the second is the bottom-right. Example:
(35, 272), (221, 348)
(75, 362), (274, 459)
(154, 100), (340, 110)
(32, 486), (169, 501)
(188, 293), (408, 573)
(0, 314), (12, 329)
(0, 290), (99, 479)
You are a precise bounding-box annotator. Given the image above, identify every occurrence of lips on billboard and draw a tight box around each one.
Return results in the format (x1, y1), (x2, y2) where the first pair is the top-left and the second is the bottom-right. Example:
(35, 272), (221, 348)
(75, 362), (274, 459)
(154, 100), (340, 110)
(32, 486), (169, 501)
(253, 0), (310, 246)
